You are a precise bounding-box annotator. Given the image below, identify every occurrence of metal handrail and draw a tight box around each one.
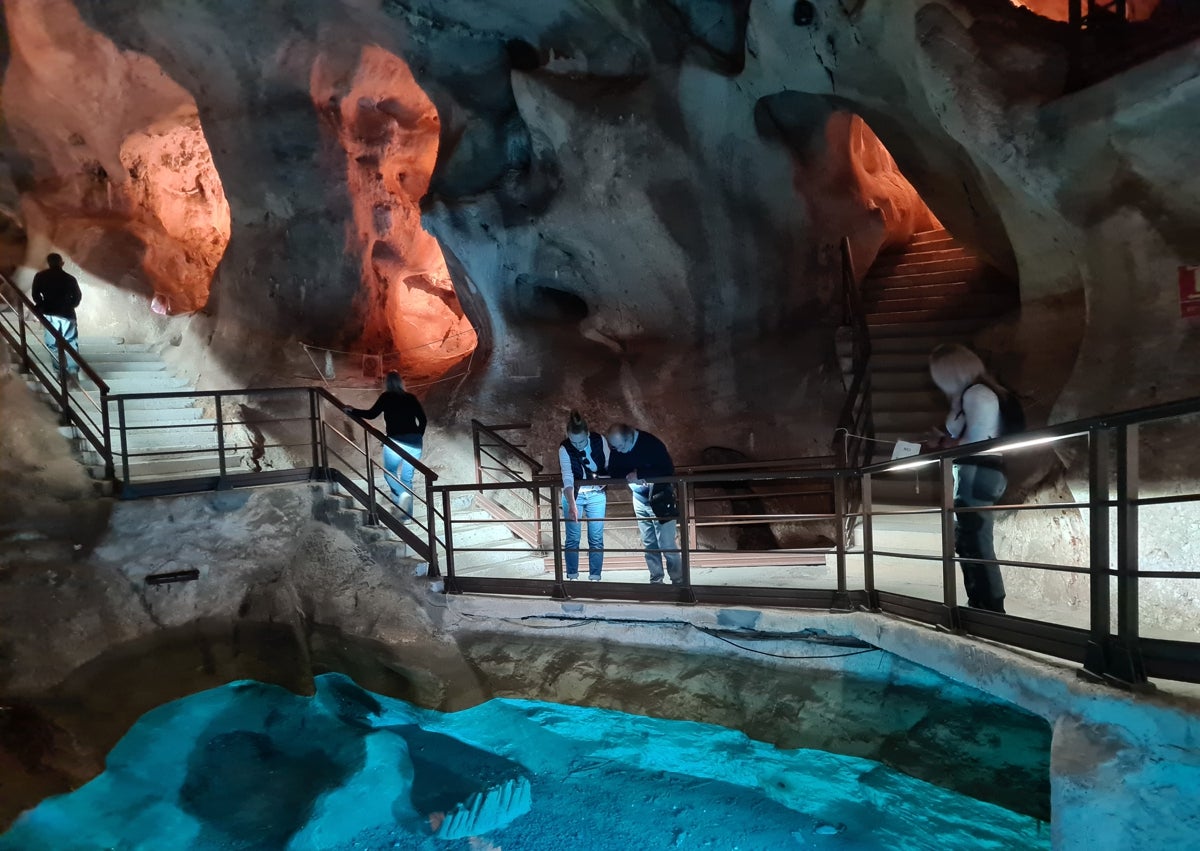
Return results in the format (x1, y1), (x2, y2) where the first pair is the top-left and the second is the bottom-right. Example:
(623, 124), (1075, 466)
(1, 273), (113, 477)
(833, 235), (872, 465)
(471, 419), (543, 476)
(437, 394), (1200, 686)
(4, 291), (1197, 685)
(0, 274), (109, 392)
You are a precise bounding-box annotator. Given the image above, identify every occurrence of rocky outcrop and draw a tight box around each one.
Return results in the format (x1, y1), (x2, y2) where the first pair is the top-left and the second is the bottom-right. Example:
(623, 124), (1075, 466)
(2, 0), (230, 315)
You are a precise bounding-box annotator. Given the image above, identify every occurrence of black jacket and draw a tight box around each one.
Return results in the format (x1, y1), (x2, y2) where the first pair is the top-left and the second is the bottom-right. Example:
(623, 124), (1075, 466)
(32, 268), (82, 320)
(350, 391), (427, 438)
(607, 429), (674, 480)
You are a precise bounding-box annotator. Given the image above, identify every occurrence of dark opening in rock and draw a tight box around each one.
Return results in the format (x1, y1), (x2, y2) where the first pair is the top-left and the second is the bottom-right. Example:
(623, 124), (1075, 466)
(506, 39), (543, 71)
(793, 1), (817, 26)
(514, 274), (590, 323)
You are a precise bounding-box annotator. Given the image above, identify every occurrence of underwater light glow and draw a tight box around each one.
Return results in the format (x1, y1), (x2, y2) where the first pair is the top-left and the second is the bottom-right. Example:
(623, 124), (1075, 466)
(0, 673), (1050, 850)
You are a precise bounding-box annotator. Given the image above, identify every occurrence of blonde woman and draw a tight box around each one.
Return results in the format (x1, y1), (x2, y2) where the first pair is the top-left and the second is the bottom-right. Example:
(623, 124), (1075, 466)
(558, 411), (610, 580)
(927, 344), (1009, 613)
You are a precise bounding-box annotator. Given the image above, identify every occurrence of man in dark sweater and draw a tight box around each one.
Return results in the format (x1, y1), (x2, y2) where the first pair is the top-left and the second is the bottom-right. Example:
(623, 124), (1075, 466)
(31, 253), (82, 373)
(606, 423), (682, 584)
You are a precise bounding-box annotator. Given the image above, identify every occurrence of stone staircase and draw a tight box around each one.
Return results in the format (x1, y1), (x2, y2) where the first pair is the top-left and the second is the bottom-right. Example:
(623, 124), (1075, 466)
(31, 337), (244, 483)
(329, 476), (545, 579)
(841, 228), (1020, 578)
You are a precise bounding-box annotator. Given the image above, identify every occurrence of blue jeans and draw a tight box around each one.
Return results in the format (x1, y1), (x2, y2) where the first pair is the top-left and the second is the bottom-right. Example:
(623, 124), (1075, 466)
(382, 434), (423, 515)
(631, 485), (682, 584)
(563, 488), (606, 578)
(44, 315), (79, 374)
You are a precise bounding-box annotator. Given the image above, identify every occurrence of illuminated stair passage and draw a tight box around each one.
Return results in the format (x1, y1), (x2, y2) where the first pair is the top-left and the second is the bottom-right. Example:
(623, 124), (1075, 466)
(841, 229), (1020, 590)
(28, 338), (245, 484)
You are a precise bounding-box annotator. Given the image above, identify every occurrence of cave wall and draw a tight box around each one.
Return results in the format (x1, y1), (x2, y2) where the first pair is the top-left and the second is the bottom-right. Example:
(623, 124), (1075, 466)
(0, 0), (1196, 458)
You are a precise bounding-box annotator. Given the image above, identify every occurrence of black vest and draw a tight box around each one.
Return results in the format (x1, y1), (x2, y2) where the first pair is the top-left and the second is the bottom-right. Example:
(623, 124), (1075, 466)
(561, 433), (607, 483)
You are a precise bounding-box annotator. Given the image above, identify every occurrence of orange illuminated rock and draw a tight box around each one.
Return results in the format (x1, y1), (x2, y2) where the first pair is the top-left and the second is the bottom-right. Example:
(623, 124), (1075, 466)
(1, 0), (229, 314)
(791, 112), (938, 274)
(1009, 0), (1160, 21)
(311, 46), (476, 384)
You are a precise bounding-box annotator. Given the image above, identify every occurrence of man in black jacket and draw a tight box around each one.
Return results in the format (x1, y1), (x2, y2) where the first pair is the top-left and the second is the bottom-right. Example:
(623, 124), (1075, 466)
(607, 423), (682, 584)
(31, 254), (82, 373)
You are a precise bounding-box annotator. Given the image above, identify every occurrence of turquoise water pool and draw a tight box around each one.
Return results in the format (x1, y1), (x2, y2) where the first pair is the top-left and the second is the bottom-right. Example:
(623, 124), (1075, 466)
(1, 673), (1048, 850)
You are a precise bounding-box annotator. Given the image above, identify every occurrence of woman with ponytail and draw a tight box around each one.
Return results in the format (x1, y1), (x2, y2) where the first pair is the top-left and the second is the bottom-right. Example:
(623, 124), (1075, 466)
(557, 410), (611, 580)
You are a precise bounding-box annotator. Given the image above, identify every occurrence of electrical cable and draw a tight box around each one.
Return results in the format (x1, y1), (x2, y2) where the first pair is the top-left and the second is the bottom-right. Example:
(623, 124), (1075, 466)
(450, 609), (880, 661)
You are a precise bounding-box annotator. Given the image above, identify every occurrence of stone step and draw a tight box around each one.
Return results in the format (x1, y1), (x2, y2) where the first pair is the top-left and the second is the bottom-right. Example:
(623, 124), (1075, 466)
(866, 256), (982, 279)
(906, 228), (951, 246)
(79, 374), (192, 392)
(873, 410), (938, 434)
(872, 388), (943, 411)
(109, 466), (230, 485)
(111, 407), (212, 424)
(85, 444), (238, 467)
(71, 391), (202, 411)
(867, 318), (989, 339)
(30, 348), (166, 368)
(869, 371), (936, 392)
(865, 293), (1015, 317)
(76, 337), (155, 352)
(870, 333), (970, 353)
(448, 521), (527, 549)
(449, 551), (547, 578)
(451, 539), (542, 571)
(864, 267), (996, 289)
(94, 452), (244, 480)
(58, 424), (216, 447)
(837, 334), (968, 359)
(869, 246), (974, 268)
(863, 278), (1011, 303)
(871, 351), (938, 372)
(867, 305), (1013, 327)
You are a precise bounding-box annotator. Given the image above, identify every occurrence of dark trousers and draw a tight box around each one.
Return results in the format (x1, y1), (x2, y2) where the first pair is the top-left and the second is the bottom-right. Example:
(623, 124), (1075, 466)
(953, 461), (1007, 613)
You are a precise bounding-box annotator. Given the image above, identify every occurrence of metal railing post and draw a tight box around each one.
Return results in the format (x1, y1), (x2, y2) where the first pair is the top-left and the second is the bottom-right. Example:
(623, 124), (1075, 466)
(308, 389), (322, 476)
(473, 421), (483, 486)
(318, 399), (330, 472)
(1113, 424), (1148, 686)
(425, 479), (440, 578)
(834, 474), (848, 598)
(118, 398), (131, 487)
(940, 458), (960, 630)
(862, 472), (876, 607)
(550, 484), (565, 598)
(101, 389), (114, 480)
(17, 308), (31, 373)
(441, 489), (457, 592)
(533, 467), (544, 547)
(215, 394), (227, 479)
(677, 480), (696, 603)
(1083, 427), (1113, 679)
(364, 430), (378, 525)
(56, 343), (71, 424)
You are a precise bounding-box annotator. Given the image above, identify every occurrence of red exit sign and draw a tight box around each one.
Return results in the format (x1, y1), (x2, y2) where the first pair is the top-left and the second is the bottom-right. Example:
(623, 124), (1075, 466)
(1182, 266), (1200, 319)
